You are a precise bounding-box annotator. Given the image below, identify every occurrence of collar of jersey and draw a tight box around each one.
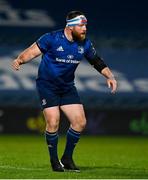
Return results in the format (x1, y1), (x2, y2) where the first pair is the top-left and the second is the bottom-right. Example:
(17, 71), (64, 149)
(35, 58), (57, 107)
(62, 30), (75, 44)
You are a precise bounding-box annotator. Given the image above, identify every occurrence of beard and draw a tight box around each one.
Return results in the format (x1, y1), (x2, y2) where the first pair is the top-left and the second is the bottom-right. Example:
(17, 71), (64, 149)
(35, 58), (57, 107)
(72, 31), (86, 42)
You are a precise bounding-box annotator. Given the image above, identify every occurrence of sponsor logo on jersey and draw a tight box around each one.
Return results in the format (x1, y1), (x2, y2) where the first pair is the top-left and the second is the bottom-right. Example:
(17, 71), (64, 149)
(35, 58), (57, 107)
(56, 58), (80, 64)
(67, 55), (74, 59)
(78, 46), (84, 54)
(56, 46), (64, 51)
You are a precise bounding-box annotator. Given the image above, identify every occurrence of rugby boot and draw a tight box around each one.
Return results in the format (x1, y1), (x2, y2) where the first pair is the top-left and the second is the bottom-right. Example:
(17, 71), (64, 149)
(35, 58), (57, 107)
(50, 159), (65, 172)
(61, 156), (80, 172)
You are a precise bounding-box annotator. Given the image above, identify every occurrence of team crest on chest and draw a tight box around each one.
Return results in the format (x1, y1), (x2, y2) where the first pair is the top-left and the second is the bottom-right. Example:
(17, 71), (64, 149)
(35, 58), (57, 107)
(78, 46), (84, 54)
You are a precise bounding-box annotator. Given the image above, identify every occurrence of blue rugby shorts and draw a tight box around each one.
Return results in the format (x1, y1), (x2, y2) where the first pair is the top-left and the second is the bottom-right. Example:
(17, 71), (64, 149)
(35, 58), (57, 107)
(36, 80), (82, 109)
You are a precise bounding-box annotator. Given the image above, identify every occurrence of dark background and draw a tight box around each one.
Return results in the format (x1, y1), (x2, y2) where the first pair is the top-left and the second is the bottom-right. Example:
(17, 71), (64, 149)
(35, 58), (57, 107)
(0, 0), (148, 135)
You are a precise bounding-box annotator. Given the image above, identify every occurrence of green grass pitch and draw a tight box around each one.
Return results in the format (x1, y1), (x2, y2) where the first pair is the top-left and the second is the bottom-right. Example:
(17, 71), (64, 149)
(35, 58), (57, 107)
(0, 135), (148, 179)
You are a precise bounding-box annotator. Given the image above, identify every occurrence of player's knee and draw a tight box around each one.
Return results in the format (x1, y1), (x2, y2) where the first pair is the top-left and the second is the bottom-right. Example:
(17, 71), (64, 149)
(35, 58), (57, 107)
(46, 118), (59, 131)
(72, 116), (86, 131)
(79, 118), (86, 130)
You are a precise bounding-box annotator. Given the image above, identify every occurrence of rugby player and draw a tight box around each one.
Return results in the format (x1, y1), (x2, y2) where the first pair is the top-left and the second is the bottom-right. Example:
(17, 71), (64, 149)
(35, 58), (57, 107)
(12, 11), (117, 172)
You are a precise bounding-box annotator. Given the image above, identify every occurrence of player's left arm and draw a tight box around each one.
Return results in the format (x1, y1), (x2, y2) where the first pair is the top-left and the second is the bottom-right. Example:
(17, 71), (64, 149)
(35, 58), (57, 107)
(86, 55), (117, 93)
(84, 41), (117, 93)
(101, 66), (117, 94)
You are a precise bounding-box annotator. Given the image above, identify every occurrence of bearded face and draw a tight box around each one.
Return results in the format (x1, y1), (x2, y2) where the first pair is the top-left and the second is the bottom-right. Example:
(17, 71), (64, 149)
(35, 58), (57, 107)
(71, 24), (87, 41)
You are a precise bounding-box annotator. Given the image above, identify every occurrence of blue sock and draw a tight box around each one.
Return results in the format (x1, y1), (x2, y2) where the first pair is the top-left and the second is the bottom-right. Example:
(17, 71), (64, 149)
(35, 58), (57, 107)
(63, 128), (81, 158)
(45, 131), (58, 161)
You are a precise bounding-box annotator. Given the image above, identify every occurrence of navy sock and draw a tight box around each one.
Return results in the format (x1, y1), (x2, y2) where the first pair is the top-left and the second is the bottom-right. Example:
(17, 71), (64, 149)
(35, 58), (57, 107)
(45, 131), (58, 161)
(63, 128), (81, 158)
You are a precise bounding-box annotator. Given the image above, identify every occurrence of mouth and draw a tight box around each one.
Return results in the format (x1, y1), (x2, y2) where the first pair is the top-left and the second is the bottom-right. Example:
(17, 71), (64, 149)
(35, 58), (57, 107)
(81, 32), (86, 36)
(82, 31), (86, 34)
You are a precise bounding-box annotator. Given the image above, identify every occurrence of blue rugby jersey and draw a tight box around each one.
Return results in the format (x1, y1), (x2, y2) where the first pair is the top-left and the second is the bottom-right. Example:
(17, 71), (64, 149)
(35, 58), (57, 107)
(36, 29), (96, 91)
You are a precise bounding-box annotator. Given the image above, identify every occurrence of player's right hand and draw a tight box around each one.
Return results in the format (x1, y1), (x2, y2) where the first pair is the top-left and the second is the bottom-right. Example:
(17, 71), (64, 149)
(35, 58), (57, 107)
(12, 59), (21, 71)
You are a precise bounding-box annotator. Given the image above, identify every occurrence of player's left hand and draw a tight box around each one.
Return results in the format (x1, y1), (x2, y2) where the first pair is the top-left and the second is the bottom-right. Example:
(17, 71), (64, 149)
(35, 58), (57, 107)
(107, 78), (117, 94)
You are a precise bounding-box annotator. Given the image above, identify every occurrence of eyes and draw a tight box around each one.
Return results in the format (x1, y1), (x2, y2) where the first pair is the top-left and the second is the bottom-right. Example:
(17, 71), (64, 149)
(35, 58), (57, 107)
(77, 24), (87, 28)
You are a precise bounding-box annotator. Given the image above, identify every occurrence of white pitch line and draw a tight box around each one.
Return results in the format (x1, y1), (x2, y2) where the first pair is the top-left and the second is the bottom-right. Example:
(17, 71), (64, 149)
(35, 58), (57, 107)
(0, 165), (43, 171)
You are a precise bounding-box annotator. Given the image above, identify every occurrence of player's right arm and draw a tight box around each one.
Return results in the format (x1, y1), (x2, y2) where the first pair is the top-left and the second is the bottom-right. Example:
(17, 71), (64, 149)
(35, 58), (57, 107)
(12, 42), (42, 71)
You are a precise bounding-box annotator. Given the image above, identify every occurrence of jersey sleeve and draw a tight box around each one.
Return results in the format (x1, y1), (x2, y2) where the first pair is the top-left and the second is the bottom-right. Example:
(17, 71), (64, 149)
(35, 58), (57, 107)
(84, 40), (97, 60)
(36, 33), (52, 53)
(84, 39), (107, 73)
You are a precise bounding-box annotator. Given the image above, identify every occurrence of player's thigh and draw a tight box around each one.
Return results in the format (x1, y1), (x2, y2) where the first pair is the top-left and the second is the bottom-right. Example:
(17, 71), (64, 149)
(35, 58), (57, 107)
(43, 106), (60, 128)
(60, 104), (86, 129)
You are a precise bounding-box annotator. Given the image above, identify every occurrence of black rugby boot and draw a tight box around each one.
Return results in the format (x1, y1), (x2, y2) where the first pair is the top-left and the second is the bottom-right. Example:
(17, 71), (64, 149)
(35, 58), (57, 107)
(61, 156), (80, 172)
(50, 159), (65, 172)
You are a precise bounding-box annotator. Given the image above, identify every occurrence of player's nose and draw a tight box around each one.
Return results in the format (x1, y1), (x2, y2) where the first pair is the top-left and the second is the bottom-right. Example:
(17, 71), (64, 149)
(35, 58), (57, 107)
(83, 25), (87, 31)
